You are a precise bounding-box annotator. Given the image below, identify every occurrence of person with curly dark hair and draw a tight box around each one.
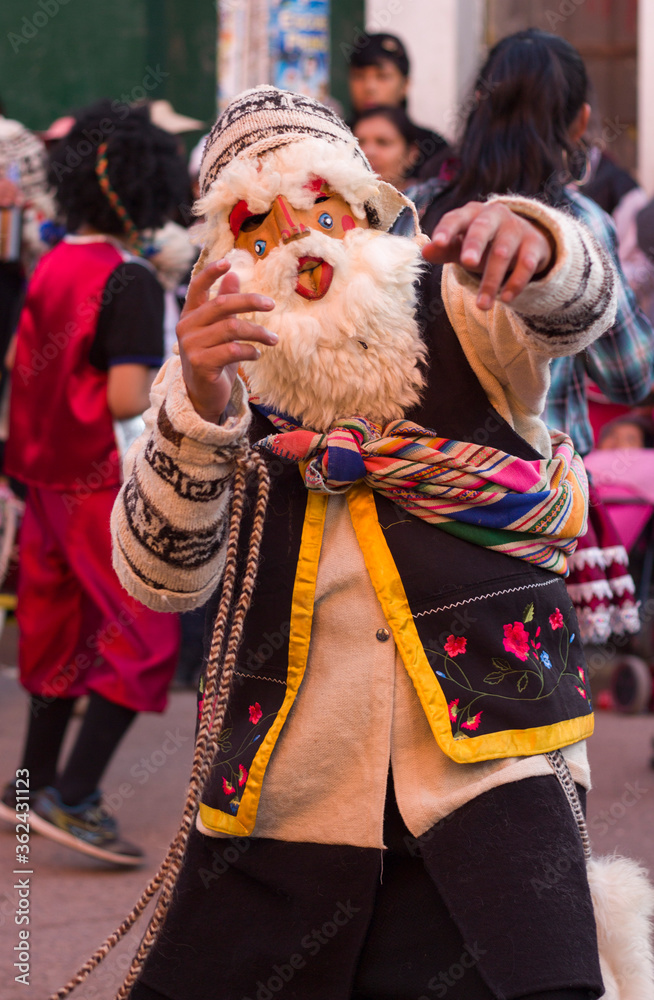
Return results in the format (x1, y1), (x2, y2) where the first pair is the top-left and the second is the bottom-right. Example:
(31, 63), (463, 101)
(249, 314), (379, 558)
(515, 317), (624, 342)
(0, 99), (187, 865)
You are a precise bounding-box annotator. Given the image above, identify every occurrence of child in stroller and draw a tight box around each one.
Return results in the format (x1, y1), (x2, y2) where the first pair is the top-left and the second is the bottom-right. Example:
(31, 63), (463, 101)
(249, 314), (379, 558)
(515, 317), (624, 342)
(584, 413), (654, 714)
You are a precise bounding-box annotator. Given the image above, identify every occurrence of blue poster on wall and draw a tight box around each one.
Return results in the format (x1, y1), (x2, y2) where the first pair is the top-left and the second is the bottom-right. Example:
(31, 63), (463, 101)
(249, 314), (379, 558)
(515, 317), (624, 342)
(270, 0), (330, 102)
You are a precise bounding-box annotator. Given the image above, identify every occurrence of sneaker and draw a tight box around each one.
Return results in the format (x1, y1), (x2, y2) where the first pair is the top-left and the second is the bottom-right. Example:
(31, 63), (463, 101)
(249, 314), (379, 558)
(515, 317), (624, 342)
(0, 780), (37, 826)
(29, 787), (144, 867)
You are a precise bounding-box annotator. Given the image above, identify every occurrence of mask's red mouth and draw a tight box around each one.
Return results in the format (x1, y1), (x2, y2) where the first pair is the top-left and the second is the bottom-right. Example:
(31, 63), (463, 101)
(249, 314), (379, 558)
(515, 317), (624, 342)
(295, 257), (334, 300)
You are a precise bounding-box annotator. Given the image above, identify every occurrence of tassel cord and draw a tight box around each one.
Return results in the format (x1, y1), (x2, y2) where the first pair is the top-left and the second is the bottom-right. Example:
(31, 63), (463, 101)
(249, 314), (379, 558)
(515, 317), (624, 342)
(48, 448), (270, 1000)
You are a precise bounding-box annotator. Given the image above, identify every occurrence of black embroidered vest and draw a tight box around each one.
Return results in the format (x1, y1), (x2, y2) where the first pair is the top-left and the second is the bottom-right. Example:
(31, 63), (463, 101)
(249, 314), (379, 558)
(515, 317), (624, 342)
(198, 265), (592, 836)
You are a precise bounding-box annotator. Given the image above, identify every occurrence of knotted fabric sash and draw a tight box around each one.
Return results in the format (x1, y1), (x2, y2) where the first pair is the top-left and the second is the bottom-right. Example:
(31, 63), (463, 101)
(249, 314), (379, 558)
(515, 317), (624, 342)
(251, 399), (589, 575)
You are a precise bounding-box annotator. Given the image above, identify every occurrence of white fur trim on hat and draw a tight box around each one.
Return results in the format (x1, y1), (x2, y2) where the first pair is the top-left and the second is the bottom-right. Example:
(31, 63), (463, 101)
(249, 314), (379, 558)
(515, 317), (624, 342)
(197, 86), (420, 240)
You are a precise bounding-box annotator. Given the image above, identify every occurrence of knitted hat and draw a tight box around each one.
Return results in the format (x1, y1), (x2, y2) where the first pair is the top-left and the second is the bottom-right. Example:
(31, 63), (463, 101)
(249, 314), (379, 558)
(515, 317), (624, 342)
(198, 85), (418, 234)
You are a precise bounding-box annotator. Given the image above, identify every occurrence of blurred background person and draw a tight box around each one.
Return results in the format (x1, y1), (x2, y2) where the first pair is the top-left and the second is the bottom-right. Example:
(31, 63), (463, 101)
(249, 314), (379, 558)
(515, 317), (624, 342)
(347, 32), (449, 182)
(0, 100), (188, 865)
(404, 28), (654, 460)
(570, 115), (654, 361)
(597, 413), (654, 451)
(0, 100), (55, 400)
(353, 105), (420, 191)
(188, 132), (208, 203)
(401, 28), (654, 644)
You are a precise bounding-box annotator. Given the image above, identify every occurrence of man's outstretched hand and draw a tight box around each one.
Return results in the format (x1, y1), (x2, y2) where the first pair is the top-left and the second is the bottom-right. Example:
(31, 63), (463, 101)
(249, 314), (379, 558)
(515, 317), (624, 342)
(422, 201), (554, 311)
(177, 260), (277, 424)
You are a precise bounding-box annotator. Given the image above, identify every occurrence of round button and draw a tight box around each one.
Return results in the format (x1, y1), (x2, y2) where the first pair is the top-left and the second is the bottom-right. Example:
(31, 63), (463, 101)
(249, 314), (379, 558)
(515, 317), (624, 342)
(376, 628), (391, 642)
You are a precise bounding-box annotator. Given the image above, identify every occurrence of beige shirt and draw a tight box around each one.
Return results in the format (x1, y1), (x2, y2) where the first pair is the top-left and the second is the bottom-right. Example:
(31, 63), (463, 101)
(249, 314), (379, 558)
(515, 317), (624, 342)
(198, 494), (590, 847)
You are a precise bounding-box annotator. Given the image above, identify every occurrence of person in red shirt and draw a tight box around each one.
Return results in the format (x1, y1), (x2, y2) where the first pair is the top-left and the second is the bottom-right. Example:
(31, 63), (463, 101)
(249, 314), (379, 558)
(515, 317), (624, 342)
(0, 100), (188, 865)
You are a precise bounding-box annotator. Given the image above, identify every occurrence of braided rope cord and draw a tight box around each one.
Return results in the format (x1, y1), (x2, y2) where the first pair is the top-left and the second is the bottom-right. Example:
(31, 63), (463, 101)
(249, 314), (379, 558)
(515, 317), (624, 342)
(95, 142), (144, 255)
(545, 749), (592, 861)
(48, 447), (271, 1000)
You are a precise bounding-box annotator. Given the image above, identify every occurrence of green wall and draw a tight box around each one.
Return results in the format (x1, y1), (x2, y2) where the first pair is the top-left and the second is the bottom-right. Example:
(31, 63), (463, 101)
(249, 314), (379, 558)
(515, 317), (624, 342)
(0, 0), (362, 135)
(0, 0), (216, 140)
(330, 0), (365, 117)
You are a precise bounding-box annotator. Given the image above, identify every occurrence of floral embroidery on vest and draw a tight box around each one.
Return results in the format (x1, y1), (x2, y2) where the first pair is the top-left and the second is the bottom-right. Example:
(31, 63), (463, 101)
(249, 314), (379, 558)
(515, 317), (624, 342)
(427, 601), (590, 738)
(212, 703), (271, 814)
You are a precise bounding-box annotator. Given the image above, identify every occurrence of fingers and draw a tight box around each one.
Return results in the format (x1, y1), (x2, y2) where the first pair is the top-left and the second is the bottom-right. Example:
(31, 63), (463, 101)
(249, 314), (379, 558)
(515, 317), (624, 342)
(498, 229), (553, 304)
(184, 318), (278, 363)
(180, 315), (277, 422)
(217, 269), (240, 296)
(181, 261), (275, 327)
(421, 234), (464, 266)
(457, 206), (506, 272)
(179, 259), (278, 423)
(183, 291), (276, 330)
(470, 210), (550, 308)
(422, 203), (482, 264)
(422, 202), (554, 310)
(183, 259), (230, 313)
(179, 318), (278, 391)
(471, 225), (522, 310)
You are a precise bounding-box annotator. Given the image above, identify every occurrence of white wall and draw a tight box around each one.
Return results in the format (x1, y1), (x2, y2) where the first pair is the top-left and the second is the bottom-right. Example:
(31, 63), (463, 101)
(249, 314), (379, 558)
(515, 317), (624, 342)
(364, 0), (485, 141)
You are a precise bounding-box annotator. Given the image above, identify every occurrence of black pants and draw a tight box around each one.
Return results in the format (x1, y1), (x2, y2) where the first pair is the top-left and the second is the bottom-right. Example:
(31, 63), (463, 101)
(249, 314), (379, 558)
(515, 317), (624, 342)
(132, 776), (602, 1000)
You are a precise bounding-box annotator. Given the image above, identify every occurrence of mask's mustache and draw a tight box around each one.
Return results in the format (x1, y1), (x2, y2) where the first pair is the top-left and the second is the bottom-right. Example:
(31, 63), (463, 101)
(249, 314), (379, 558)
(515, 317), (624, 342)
(269, 231), (342, 270)
(225, 231), (349, 307)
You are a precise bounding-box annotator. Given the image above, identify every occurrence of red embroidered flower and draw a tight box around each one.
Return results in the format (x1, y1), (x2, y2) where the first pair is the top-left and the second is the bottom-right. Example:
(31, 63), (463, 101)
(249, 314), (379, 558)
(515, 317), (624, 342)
(462, 711), (483, 731)
(549, 608), (564, 630)
(502, 622), (530, 661)
(574, 685), (587, 699)
(222, 777), (235, 795)
(578, 667), (585, 682)
(444, 635), (467, 657)
(238, 764), (248, 786)
(448, 699), (459, 722)
(249, 702), (262, 724)
(197, 697), (204, 722)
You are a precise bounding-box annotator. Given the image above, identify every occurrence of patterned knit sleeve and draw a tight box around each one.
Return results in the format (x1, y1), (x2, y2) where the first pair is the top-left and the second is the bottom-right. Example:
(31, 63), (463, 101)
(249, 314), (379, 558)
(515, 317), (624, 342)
(445, 193), (618, 357)
(439, 195), (619, 456)
(110, 354), (251, 612)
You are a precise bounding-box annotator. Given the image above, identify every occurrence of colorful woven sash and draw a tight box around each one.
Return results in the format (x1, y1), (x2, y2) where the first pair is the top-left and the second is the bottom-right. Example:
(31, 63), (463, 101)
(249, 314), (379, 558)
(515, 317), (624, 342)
(252, 400), (589, 575)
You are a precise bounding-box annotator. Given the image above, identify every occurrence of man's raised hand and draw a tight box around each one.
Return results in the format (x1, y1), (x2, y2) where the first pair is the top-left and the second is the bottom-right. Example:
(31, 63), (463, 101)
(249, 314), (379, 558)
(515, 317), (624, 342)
(422, 201), (554, 311)
(176, 260), (277, 423)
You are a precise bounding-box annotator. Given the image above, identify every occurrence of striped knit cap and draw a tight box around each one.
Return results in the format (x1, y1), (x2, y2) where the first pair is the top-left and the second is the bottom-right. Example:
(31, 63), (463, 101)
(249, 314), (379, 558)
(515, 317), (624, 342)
(198, 85), (419, 235)
(199, 85), (365, 197)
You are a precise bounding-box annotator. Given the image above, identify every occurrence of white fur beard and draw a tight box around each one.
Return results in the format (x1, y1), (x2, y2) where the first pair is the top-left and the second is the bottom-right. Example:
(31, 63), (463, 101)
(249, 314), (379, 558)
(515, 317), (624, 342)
(222, 228), (427, 431)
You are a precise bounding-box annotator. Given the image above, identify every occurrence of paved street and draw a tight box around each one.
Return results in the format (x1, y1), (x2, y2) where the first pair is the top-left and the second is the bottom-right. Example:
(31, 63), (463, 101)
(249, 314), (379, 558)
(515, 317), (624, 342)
(1, 622), (654, 1000)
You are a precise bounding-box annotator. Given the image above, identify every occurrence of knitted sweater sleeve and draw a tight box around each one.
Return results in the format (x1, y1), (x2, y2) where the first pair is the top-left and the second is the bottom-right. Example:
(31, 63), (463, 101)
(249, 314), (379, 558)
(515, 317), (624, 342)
(440, 194), (618, 456)
(110, 354), (251, 612)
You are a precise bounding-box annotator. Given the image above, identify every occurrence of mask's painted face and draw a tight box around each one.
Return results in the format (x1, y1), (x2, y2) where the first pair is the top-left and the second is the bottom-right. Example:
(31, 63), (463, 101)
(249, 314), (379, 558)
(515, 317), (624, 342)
(230, 178), (369, 300)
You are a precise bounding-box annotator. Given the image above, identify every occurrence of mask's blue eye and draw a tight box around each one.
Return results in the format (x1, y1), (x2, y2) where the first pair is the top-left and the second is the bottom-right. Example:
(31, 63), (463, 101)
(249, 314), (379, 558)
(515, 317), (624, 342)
(318, 212), (333, 230)
(254, 239), (266, 256)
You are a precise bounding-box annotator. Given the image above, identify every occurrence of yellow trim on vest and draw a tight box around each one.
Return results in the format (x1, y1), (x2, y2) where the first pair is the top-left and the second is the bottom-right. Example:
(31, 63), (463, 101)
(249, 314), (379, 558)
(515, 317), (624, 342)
(345, 482), (594, 764)
(199, 489), (328, 836)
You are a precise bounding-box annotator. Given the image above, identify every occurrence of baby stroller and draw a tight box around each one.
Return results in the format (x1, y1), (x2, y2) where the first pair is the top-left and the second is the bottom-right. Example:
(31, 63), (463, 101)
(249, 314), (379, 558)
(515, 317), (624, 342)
(583, 447), (654, 714)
